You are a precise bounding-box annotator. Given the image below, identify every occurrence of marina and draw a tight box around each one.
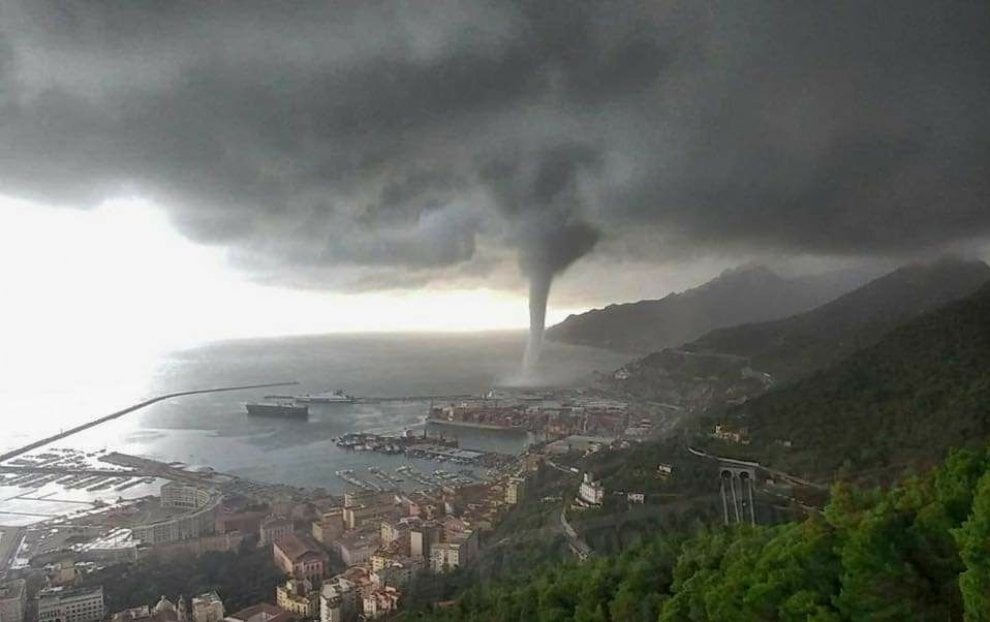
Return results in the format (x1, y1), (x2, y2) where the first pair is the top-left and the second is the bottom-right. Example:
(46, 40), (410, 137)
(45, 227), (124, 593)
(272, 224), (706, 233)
(333, 431), (500, 466)
(335, 469), (385, 492)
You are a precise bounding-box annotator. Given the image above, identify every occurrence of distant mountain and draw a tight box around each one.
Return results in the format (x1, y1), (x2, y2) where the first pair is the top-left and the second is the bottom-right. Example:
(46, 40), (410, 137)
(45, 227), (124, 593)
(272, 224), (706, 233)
(684, 257), (990, 383)
(547, 265), (867, 353)
(704, 280), (990, 483)
(607, 258), (990, 411)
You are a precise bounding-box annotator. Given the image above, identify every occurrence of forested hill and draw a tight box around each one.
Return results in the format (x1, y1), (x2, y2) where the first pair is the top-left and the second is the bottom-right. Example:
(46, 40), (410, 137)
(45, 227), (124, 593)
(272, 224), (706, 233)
(683, 257), (990, 383)
(546, 265), (864, 353)
(709, 280), (990, 483)
(412, 445), (990, 621)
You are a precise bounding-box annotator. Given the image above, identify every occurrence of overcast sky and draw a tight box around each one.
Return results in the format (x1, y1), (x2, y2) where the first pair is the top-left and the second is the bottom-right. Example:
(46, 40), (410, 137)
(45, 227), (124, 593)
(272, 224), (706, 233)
(1, 1), (988, 346)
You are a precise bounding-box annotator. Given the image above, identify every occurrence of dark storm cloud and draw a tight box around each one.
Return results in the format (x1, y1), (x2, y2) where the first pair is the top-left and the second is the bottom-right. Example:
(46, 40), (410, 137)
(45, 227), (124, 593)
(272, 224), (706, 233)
(0, 0), (988, 290)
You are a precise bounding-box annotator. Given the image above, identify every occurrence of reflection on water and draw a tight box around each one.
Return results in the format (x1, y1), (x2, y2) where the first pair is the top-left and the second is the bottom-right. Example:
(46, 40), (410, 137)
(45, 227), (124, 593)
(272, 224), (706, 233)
(0, 331), (628, 492)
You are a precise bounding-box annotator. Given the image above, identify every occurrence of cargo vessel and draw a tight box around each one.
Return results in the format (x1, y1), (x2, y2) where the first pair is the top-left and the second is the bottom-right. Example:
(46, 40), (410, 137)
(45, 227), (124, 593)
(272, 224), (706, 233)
(245, 401), (309, 419)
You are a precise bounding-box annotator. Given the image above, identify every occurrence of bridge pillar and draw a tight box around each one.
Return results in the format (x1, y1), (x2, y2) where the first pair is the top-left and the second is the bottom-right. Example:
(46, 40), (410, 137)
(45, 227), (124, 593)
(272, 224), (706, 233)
(719, 465), (757, 526)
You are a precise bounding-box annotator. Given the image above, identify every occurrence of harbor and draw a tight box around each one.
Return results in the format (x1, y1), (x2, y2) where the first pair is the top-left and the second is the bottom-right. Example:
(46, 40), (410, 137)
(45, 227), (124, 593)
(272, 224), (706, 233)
(333, 432), (513, 468)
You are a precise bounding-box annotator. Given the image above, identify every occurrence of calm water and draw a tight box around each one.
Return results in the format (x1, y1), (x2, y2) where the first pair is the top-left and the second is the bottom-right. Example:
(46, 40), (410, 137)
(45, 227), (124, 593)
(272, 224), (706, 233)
(0, 332), (627, 492)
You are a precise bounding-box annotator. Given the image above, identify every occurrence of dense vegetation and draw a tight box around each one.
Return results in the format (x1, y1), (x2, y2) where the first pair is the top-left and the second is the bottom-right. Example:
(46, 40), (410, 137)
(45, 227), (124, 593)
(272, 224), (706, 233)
(708, 281), (990, 482)
(412, 445), (990, 621)
(79, 540), (285, 611)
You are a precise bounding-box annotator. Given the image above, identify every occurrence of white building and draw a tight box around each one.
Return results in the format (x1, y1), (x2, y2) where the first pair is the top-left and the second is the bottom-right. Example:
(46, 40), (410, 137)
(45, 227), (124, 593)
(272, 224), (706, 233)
(276, 579), (318, 618)
(132, 485), (221, 546)
(428, 530), (478, 573)
(161, 483), (213, 509)
(0, 580), (26, 622)
(37, 586), (104, 622)
(191, 592), (224, 622)
(319, 578), (356, 622)
(361, 588), (399, 619)
(577, 473), (605, 507)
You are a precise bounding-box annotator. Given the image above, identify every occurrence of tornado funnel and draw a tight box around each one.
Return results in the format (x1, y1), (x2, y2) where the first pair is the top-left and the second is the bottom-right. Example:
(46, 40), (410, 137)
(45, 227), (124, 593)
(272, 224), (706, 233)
(522, 270), (552, 375)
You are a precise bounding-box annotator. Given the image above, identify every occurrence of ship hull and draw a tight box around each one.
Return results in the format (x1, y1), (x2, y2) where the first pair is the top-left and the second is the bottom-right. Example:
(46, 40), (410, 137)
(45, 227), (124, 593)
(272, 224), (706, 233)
(245, 403), (309, 418)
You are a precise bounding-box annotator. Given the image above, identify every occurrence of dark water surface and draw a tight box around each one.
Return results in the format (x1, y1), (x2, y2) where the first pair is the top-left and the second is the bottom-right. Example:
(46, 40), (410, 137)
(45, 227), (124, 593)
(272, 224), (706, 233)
(1, 331), (627, 490)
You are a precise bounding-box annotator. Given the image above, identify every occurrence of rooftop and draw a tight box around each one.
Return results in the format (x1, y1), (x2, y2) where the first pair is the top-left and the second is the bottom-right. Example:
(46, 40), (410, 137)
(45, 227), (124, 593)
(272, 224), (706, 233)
(0, 578), (26, 598)
(224, 603), (292, 622)
(37, 585), (104, 599)
(275, 532), (326, 562)
(192, 591), (223, 605)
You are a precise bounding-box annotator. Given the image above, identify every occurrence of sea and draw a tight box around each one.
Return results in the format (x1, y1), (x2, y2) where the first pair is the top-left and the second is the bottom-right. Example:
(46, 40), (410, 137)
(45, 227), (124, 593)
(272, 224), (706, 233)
(0, 331), (627, 525)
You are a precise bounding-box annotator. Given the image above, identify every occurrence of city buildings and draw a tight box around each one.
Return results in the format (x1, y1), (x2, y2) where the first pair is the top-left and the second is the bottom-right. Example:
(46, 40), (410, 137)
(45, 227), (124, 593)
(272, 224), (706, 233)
(109, 595), (193, 622)
(409, 522), (441, 560)
(37, 586), (105, 622)
(110, 605), (153, 622)
(275, 579), (319, 618)
(361, 587), (399, 619)
(379, 520), (406, 548)
(335, 529), (378, 566)
(505, 476), (526, 505)
(215, 510), (267, 535)
(273, 533), (328, 583)
(259, 516), (293, 546)
(191, 592), (224, 622)
(0, 579), (26, 622)
(373, 556), (423, 588)
(162, 483), (214, 509)
(311, 509), (344, 545)
(150, 595), (187, 622)
(428, 530), (478, 573)
(343, 503), (396, 530)
(319, 578), (357, 622)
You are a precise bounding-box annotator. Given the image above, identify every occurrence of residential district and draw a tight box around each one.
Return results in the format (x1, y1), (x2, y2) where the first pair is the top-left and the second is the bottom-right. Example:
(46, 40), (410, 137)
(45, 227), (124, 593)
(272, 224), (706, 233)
(0, 391), (659, 622)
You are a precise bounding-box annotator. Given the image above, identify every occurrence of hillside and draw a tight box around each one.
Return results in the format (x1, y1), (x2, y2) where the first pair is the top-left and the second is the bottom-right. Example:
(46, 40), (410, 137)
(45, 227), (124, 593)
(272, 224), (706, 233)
(685, 257), (990, 383)
(547, 266), (866, 353)
(607, 258), (990, 410)
(413, 446), (990, 621)
(705, 281), (990, 482)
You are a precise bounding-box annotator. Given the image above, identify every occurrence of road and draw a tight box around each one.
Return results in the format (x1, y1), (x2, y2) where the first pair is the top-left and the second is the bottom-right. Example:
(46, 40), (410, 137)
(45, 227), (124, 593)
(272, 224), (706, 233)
(0, 381), (298, 463)
(559, 505), (593, 560)
(687, 446), (826, 490)
(544, 459), (594, 560)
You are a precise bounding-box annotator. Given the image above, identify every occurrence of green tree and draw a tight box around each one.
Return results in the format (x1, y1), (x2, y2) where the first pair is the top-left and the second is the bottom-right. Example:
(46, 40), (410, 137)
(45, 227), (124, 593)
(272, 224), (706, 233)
(955, 470), (990, 621)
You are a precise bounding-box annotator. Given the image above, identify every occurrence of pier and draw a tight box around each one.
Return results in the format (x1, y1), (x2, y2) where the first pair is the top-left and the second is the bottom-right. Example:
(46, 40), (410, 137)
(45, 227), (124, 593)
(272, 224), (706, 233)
(0, 381), (298, 463)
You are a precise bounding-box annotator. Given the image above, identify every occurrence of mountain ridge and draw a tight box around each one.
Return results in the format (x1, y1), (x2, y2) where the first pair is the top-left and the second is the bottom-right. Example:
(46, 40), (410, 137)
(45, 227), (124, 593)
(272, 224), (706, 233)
(684, 257), (990, 383)
(547, 265), (869, 353)
(606, 257), (990, 413)
(702, 278), (990, 482)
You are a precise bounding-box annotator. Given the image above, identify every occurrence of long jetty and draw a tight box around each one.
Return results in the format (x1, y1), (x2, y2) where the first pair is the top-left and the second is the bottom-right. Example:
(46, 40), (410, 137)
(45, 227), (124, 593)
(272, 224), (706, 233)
(265, 393), (476, 404)
(0, 381), (298, 463)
